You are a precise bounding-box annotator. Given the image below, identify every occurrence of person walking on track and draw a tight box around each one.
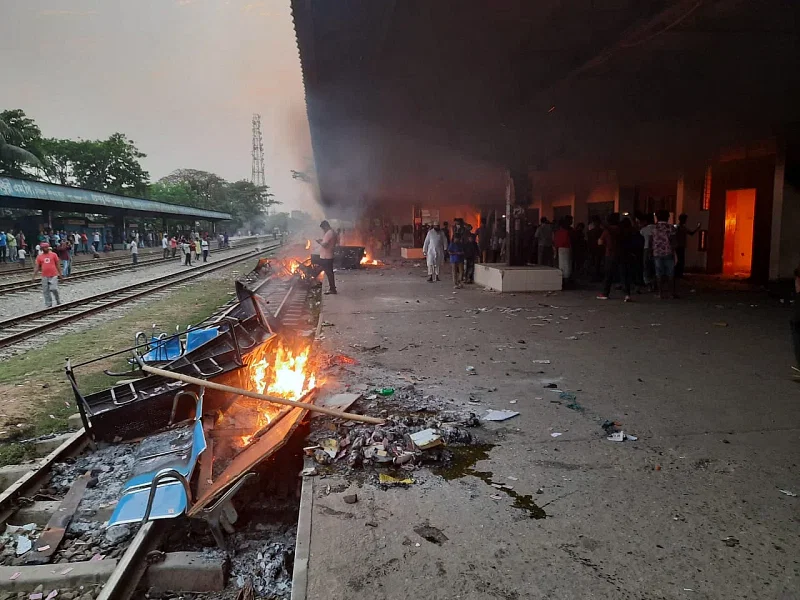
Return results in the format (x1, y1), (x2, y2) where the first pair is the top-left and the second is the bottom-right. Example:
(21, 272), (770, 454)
(32, 242), (62, 308)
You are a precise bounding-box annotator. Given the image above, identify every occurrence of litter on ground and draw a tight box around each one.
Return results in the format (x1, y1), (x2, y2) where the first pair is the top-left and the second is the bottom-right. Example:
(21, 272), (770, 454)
(482, 410), (520, 422)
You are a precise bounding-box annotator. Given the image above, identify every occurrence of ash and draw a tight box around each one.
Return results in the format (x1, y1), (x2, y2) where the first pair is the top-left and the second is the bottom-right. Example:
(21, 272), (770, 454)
(228, 526), (296, 599)
(50, 442), (135, 525)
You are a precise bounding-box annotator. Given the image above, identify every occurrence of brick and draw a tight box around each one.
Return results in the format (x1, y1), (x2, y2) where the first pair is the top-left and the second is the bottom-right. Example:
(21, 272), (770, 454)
(0, 559), (118, 592)
(144, 552), (225, 592)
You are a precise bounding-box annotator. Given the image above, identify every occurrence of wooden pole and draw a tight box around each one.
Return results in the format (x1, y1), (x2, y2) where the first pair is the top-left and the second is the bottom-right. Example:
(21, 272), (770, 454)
(138, 362), (385, 425)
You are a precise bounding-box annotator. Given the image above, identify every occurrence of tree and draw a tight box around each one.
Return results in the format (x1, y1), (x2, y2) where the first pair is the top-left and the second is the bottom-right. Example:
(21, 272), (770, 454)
(160, 169), (228, 210)
(159, 170), (278, 231)
(67, 133), (150, 196)
(40, 138), (80, 185)
(0, 109), (44, 177)
(223, 180), (277, 231)
(148, 180), (202, 207)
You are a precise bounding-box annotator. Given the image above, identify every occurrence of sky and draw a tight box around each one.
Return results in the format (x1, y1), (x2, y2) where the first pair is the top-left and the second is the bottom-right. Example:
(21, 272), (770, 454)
(0, 0), (320, 215)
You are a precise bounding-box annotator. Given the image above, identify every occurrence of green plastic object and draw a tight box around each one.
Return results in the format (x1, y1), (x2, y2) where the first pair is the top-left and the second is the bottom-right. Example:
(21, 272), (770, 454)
(375, 388), (394, 396)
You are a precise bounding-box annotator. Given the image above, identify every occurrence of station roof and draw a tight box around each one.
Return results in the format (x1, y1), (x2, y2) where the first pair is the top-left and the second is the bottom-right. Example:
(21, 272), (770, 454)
(0, 176), (231, 221)
(291, 0), (800, 208)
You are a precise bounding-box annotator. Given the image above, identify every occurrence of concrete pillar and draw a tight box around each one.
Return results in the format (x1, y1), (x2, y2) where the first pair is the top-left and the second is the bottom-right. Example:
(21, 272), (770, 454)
(769, 147), (786, 281)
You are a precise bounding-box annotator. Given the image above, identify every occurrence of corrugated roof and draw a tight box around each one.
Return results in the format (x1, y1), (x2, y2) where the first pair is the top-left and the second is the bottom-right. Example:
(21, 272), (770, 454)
(0, 177), (231, 220)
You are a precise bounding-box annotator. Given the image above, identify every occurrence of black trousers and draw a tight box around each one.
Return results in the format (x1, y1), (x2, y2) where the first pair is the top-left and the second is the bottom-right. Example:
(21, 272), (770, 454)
(464, 258), (475, 282)
(202, 249), (208, 262)
(184, 253), (192, 266)
(163, 248), (169, 259)
(791, 320), (800, 367)
(602, 256), (632, 297)
(675, 247), (686, 279)
(319, 258), (336, 291)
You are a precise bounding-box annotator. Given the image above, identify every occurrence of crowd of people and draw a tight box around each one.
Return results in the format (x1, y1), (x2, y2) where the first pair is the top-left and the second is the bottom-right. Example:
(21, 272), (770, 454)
(7, 227), (229, 308)
(533, 211), (699, 300)
(416, 211), (701, 296)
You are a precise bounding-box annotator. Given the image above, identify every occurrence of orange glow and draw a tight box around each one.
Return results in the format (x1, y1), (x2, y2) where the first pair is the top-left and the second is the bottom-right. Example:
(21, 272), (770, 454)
(723, 189), (755, 276)
(305, 239), (311, 250)
(360, 253), (382, 266)
(238, 341), (317, 446)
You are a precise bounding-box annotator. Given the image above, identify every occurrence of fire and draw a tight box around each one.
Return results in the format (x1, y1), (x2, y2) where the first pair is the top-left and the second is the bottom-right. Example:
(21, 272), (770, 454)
(288, 259), (300, 274)
(360, 254), (381, 266)
(305, 239), (311, 250)
(239, 341), (317, 447)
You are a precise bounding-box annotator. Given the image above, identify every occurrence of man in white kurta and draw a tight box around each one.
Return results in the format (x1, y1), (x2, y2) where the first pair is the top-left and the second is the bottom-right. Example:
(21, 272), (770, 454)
(422, 224), (447, 282)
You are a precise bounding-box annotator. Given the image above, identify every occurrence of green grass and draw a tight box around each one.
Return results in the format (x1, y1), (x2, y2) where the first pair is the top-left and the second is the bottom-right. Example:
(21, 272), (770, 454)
(0, 264), (249, 466)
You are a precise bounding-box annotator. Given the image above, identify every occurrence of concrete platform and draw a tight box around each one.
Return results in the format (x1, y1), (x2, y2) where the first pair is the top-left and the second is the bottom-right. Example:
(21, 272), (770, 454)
(400, 247), (424, 259)
(302, 264), (800, 599)
(474, 263), (562, 292)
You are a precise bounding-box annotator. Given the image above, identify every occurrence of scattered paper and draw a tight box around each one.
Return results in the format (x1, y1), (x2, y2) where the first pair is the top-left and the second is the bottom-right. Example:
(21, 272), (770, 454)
(379, 473), (414, 485)
(550, 432), (563, 438)
(90, 554), (105, 562)
(45, 590), (58, 600)
(321, 438), (339, 459)
(37, 545), (51, 552)
(300, 467), (318, 477)
(607, 431), (638, 442)
(29, 594), (43, 600)
(509, 400), (517, 404)
(58, 568), (73, 576)
(507, 476), (518, 481)
(9, 572), (21, 581)
(532, 359), (551, 364)
(779, 489), (797, 497)
(489, 494), (503, 500)
(410, 428), (443, 450)
(16, 535), (32, 556)
(482, 410), (520, 422)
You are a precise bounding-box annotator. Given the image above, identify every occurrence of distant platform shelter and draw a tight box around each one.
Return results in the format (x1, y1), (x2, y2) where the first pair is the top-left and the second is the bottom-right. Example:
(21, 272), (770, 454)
(0, 176), (231, 226)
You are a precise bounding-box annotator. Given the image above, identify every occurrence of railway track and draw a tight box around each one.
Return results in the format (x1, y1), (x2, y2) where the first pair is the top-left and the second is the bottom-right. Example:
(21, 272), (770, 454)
(0, 241), (282, 350)
(0, 238), (266, 295)
(0, 269), (313, 600)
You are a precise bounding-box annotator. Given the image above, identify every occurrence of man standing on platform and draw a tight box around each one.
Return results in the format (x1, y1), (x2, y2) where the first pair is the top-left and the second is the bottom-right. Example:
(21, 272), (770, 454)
(32, 242), (62, 308)
(316, 220), (338, 295)
(423, 222), (447, 282)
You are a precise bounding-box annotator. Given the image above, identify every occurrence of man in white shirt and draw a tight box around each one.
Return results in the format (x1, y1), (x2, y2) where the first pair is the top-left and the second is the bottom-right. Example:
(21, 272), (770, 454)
(637, 214), (656, 292)
(316, 220), (338, 295)
(129, 238), (139, 265)
(92, 231), (100, 252)
(162, 234), (169, 259)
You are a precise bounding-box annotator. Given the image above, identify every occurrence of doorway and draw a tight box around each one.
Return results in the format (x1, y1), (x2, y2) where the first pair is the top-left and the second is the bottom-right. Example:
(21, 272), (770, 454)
(723, 188), (756, 276)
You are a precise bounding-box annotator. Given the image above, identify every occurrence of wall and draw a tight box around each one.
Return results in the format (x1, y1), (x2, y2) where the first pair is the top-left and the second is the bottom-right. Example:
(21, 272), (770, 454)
(778, 148), (800, 278)
(677, 170), (708, 272)
(707, 155), (776, 282)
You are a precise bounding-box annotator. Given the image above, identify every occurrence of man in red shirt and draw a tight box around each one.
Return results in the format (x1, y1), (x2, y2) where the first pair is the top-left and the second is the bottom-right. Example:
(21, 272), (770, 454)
(553, 216), (573, 282)
(32, 242), (62, 307)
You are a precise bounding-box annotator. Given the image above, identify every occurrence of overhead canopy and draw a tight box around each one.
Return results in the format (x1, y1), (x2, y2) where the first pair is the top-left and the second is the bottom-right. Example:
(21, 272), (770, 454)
(291, 0), (800, 208)
(0, 177), (231, 221)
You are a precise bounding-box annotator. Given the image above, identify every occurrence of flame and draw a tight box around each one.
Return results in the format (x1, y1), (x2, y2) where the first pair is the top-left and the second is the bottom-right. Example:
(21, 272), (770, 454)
(360, 254), (382, 266)
(239, 341), (317, 446)
(305, 239), (311, 250)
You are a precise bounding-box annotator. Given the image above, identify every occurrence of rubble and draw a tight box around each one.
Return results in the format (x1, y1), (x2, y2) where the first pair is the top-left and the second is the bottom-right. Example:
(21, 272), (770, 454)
(229, 531), (295, 600)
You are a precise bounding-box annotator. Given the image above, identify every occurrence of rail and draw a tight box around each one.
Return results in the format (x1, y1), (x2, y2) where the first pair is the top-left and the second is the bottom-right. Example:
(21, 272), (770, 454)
(0, 237), (267, 295)
(0, 241), (283, 349)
